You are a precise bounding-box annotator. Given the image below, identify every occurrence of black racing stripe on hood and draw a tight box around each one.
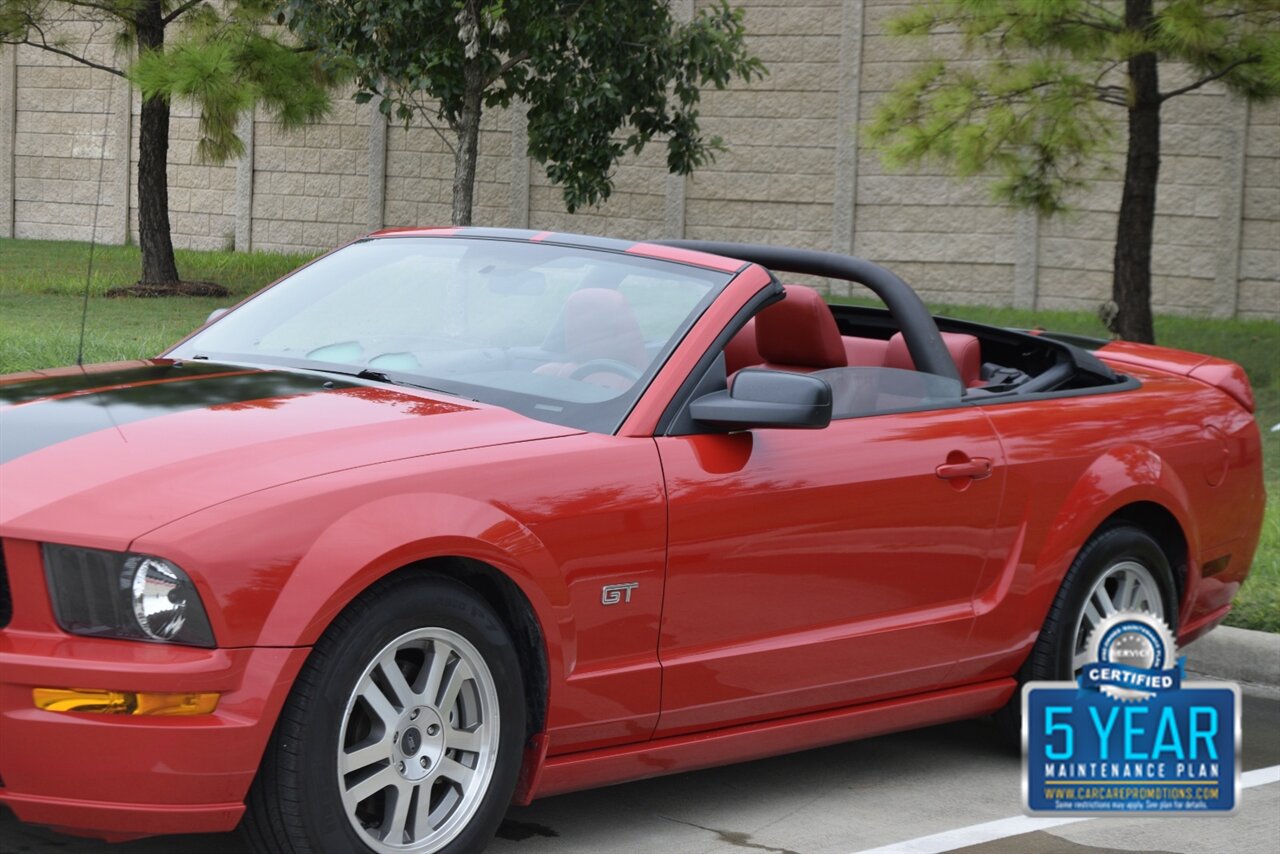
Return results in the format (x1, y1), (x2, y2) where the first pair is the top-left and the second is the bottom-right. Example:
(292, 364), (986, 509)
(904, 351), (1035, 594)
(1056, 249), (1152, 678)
(0, 361), (242, 407)
(0, 367), (356, 465)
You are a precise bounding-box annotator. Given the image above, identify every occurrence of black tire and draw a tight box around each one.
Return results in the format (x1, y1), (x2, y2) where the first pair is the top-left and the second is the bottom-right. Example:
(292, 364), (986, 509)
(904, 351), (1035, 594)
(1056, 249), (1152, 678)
(994, 524), (1178, 745)
(242, 575), (526, 854)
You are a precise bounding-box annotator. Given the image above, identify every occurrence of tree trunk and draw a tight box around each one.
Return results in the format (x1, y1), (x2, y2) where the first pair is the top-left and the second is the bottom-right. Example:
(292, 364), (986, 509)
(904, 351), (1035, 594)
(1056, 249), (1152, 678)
(450, 63), (485, 226)
(135, 0), (180, 285)
(1110, 0), (1161, 344)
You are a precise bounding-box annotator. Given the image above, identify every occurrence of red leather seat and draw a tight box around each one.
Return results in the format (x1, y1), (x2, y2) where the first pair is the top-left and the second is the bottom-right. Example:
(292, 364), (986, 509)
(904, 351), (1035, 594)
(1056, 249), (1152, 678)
(843, 337), (890, 367)
(728, 308), (886, 372)
(724, 318), (762, 375)
(536, 288), (647, 388)
(884, 331), (983, 388)
(753, 285), (848, 373)
(562, 288), (647, 366)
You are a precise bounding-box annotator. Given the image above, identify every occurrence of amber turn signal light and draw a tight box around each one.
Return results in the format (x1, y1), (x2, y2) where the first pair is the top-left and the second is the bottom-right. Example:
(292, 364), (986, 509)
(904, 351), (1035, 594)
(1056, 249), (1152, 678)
(33, 688), (219, 716)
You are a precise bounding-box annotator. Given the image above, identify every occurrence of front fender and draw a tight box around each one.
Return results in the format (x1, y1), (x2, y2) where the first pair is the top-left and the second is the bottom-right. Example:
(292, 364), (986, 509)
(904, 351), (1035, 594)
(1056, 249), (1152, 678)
(262, 491), (568, 653)
(133, 432), (668, 757)
(132, 475), (569, 665)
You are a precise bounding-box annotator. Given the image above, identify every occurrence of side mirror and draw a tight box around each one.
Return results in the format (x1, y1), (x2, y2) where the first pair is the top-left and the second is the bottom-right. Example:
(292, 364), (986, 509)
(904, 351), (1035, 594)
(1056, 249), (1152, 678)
(690, 369), (832, 430)
(205, 308), (229, 325)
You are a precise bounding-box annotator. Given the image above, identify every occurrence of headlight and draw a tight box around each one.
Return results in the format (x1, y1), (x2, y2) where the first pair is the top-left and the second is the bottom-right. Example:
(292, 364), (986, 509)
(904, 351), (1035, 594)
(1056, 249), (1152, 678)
(43, 545), (215, 647)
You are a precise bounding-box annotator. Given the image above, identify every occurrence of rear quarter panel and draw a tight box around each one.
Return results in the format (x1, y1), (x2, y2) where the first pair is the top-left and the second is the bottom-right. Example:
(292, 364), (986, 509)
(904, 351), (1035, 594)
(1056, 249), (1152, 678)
(950, 365), (1264, 685)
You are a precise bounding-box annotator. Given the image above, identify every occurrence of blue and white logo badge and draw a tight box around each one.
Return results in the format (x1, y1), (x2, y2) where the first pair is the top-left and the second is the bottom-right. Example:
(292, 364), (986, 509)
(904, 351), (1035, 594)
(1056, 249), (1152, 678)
(1081, 612), (1181, 701)
(1023, 610), (1241, 815)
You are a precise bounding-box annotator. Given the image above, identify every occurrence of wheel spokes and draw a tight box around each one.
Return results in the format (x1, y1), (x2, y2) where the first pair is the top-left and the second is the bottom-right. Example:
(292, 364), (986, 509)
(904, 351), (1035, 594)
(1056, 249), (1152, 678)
(345, 764), (399, 805)
(1082, 597), (1104, 635)
(437, 659), (473, 713)
(382, 782), (416, 844)
(1093, 587), (1117, 618)
(417, 642), (452, 706)
(358, 680), (401, 731)
(342, 735), (392, 776)
(1071, 559), (1169, 680)
(1117, 572), (1139, 611)
(337, 627), (500, 852)
(436, 756), (476, 790)
(405, 783), (427, 841)
(448, 725), (484, 755)
(376, 651), (416, 711)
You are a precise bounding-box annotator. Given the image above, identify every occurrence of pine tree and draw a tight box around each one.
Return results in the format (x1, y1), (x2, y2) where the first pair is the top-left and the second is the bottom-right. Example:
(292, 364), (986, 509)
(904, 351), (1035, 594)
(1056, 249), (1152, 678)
(2, 0), (334, 290)
(866, 0), (1280, 343)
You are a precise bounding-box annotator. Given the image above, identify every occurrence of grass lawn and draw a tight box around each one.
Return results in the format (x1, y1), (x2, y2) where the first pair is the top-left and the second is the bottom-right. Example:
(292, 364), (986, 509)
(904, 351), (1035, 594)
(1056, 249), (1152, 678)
(1, 237), (1275, 633)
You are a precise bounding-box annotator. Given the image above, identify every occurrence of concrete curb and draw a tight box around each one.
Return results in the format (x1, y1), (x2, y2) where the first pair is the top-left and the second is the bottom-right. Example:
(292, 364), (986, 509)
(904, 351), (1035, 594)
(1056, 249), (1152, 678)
(1185, 625), (1280, 687)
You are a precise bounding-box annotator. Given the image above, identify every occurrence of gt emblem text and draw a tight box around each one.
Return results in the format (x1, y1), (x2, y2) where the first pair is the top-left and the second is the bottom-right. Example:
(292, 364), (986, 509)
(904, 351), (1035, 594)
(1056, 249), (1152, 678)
(601, 583), (639, 605)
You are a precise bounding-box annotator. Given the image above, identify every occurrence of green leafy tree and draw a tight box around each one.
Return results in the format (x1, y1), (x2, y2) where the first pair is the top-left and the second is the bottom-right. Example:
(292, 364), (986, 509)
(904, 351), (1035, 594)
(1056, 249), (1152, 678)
(866, 0), (1280, 343)
(285, 0), (763, 225)
(1, 0), (334, 290)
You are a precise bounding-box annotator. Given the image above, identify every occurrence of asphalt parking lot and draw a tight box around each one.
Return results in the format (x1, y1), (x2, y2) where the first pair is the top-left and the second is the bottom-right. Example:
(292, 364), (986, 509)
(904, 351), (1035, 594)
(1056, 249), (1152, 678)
(2, 680), (1276, 854)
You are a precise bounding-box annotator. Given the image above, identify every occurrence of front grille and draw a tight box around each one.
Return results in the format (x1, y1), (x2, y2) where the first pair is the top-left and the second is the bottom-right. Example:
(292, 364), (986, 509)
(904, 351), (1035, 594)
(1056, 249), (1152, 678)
(0, 541), (10, 628)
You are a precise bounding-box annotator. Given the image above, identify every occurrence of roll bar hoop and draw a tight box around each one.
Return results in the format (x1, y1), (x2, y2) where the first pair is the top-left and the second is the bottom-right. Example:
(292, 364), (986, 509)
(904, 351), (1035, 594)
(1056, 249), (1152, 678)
(658, 240), (961, 383)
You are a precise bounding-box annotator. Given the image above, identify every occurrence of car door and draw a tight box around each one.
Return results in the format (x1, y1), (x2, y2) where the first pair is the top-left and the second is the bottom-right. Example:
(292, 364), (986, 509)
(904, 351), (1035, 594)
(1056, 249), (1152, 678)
(653, 384), (1005, 737)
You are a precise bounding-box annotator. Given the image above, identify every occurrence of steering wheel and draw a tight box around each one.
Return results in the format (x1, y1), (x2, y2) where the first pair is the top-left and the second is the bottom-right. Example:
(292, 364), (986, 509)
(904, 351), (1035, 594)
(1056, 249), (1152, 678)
(567, 358), (643, 383)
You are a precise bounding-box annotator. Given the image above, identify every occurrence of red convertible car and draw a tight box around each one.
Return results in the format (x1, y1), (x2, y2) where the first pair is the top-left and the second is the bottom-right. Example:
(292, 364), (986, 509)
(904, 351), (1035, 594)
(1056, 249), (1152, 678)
(0, 228), (1265, 853)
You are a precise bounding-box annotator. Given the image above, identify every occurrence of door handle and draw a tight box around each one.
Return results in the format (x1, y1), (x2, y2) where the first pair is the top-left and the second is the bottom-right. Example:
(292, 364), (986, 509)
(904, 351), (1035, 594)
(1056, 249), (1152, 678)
(936, 457), (993, 480)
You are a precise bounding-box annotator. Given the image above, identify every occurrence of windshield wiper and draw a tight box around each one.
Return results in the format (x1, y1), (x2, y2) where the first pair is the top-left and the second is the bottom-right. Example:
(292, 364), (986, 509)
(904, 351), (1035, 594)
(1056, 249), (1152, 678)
(233, 362), (474, 401)
(346, 367), (475, 401)
(302, 365), (391, 384)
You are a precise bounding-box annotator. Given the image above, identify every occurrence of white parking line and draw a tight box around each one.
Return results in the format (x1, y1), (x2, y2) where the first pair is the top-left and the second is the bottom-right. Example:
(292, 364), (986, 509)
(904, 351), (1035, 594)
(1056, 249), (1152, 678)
(849, 764), (1280, 854)
(1242, 765), (1280, 788)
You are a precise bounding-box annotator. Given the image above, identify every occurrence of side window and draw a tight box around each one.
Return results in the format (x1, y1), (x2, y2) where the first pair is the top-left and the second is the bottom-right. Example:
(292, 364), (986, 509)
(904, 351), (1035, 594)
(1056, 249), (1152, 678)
(811, 366), (963, 420)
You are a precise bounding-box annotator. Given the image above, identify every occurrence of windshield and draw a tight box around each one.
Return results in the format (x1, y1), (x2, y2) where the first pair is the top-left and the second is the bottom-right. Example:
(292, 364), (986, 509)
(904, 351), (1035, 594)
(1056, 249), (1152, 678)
(170, 237), (732, 432)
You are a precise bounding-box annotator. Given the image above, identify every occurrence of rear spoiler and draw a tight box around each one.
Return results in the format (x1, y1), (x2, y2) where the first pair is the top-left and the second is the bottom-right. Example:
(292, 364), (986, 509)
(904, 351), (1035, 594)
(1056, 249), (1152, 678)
(1097, 341), (1255, 413)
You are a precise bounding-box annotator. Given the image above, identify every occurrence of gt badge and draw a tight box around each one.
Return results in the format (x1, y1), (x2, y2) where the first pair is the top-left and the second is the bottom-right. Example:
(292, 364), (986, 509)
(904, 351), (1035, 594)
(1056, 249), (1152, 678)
(601, 582), (639, 605)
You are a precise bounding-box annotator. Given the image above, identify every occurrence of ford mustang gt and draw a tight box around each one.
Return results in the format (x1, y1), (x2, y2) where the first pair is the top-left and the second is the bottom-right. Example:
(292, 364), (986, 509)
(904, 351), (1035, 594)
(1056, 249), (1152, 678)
(0, 228), (1265, 853)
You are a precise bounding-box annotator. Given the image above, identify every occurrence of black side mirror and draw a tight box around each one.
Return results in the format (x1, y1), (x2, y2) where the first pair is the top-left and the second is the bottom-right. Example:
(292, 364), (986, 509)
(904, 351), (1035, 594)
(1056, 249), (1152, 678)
(690, 368), (832, 430)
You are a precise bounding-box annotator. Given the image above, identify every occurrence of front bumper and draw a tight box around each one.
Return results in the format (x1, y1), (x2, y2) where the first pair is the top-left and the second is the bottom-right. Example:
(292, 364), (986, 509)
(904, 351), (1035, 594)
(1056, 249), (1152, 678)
(0, 630), (308, 840)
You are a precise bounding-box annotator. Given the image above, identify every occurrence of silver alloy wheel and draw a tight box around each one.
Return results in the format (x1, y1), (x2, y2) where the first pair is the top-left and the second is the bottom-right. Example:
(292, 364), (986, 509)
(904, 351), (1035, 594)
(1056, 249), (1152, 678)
(1070, 559), (1165, 675)
(336, 627), (501, 853)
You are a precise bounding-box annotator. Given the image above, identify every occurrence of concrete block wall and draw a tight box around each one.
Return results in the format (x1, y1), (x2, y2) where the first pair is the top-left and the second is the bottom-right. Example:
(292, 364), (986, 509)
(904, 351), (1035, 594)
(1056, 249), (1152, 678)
(685, 0), (840, 259)
(528, 138), (669, 239)
(8, 28), (126, 245)
(1241, 101), (1280, 319)
(856, 0), (1022, 306)
(1, 1), (1276, 319)
(385, 104), (513, 232)
(251, 94), (369, 253)
(1036, 87), (1248, 316)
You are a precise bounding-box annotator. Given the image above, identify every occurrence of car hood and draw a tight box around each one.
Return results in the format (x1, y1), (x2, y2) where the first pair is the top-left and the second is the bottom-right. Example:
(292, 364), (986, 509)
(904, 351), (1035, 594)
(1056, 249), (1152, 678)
(0, 360), (579, 550)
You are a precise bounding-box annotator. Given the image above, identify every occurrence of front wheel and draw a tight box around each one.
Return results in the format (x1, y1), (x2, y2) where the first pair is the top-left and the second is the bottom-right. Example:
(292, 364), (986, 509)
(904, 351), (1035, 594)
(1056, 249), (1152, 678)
(243, 576), (526, 854)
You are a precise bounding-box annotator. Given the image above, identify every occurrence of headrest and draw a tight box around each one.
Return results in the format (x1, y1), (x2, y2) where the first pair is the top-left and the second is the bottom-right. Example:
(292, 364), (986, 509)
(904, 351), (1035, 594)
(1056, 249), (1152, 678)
(754, 285), (848, 370)
(724, 317), (762, 375)
(885, 331), (983, 388)
(562, 288), (647, 367)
